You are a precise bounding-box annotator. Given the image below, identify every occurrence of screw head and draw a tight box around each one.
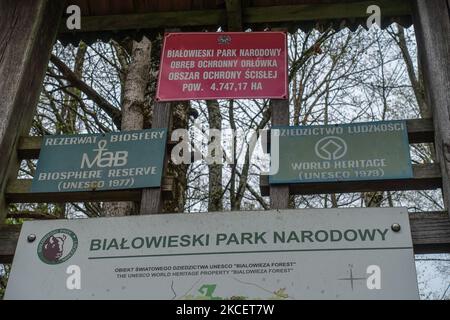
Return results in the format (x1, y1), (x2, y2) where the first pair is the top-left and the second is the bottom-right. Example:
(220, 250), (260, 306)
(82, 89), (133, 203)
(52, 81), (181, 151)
(27, 234), (36, 243)
(391, 223), (401, 232)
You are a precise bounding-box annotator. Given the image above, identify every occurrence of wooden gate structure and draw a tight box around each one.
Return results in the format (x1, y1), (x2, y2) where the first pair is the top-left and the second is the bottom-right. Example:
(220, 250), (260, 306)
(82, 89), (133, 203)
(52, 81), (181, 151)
(1, 0), (450, 267)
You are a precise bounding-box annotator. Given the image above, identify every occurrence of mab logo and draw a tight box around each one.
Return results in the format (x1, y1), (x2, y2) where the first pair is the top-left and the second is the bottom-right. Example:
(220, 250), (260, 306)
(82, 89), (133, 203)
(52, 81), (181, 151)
(81, 140), (128, 169)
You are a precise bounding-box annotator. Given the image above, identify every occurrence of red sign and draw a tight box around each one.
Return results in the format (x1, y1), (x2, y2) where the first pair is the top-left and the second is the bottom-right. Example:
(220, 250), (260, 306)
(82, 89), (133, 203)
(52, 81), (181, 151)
(156, 32), (288, 101)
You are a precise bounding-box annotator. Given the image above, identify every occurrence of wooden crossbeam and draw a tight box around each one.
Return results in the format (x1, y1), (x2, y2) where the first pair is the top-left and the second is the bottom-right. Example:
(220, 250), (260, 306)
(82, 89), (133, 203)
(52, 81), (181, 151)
(405, 118), (434, 144)
(7, 211), (58, 220)
(17, 119), (432, 160)
(264, 118), (434, 150)
(243, 0), (411, 24)
(58, 0), (411, 34)
(5, 178), (173, 203)
(410, 212), (450, 254)
(1, 210), (448, 263)
(260, 164), (442, 196)
(17, 136), (179, 160)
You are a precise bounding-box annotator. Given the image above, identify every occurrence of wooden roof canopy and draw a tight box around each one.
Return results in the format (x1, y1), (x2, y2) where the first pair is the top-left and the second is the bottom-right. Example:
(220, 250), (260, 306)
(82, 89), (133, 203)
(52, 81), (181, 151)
(59, 0), (413, 45)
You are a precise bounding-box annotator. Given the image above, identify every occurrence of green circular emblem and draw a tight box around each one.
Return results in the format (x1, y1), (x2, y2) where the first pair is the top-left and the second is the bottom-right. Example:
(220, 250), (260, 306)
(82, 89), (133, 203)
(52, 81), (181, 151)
(37, 229), (78, 265)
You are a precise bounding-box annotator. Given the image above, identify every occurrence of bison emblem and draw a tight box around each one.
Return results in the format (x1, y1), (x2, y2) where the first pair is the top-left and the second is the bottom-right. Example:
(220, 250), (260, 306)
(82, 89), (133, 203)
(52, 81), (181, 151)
(37, 229), (78, 265)
(42, 235), (67, 262)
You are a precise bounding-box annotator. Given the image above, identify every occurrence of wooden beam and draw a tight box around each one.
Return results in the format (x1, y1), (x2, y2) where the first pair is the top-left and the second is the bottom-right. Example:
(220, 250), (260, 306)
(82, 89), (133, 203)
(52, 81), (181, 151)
(17, 136), (42, 159)
(0, 224), (21, 263)
(17, 136), (179, 160)
(410, 212), (450, 254)
(58, 0), (411, 34)
(0, 1), (66, 223)
(406, 118), (434, 144)
(140, 102), (172, 215)
(260, 164), (442, 196)
(226, 0), (243, 31)
(243, 0), (411, 24)
(7, 211), (58, 220)
(16, 119), (434, 161)
(412, 0), (450, 217)
(5, 178), (173, 204)
(270, 99), (290, 209)
(1, 210), (449, 263)
(60, 9), (227, 33)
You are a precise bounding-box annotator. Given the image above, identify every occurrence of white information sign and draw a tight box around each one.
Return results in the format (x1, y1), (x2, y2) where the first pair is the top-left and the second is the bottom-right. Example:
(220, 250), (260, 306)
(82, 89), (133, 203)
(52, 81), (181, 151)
(5, 208), (419, 300)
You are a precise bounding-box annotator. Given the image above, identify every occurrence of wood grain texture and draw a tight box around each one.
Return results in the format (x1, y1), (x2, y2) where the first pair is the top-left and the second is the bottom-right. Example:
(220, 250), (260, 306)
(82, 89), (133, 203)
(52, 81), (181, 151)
(5, 178), (173, 203)
(59, 0), (411, 32)
(2, 211), (449, 263)
(270, 99), (290, 209)
(0, 224), (21, 263)
(226, 0), (243, 31)
(412, 0), (450, 216)
(243, 0), (411, 23)
(410, 212), (450, 254)
(0, 0), (66, 222)
(16, 118), (435, 160)
(140, 102), (172, 215)
(261, 164), (442, 196)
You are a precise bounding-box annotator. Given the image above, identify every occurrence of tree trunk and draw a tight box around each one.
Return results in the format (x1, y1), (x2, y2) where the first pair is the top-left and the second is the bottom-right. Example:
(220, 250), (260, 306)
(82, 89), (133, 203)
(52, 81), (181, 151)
(61, 41), (87, 134)
(394, 25), (436, 161)
(102, 37), (152, 217)
(163, 102), (190, 213)
(55, 42), (87, 219)
(206, 100), (223, 211)
(363, 192), (384, 207)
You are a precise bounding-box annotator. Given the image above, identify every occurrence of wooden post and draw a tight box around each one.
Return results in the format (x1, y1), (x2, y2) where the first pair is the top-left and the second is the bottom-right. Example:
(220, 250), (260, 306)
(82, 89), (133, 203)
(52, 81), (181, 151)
(225, 0), (243, 32)
(412, 0), (450, 216)
(270, 99), (290, 209)
(0, 0), (66, 222)
(140, 102), (172, 214)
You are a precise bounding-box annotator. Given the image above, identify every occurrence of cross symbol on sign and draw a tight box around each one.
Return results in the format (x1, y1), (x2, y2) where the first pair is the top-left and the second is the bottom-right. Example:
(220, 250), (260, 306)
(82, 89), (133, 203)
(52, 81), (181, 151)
(338, 267), (367, 291)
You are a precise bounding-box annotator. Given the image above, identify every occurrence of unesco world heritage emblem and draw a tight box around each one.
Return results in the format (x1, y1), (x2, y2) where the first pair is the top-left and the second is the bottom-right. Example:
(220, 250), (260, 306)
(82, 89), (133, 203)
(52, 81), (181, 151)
(270, 120), (413, 184)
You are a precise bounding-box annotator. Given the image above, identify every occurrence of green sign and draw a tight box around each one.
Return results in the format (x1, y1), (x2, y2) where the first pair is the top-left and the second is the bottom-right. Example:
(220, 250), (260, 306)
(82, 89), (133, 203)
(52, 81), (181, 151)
(270, 120), (413, 184)
(31, 129), (167, 192)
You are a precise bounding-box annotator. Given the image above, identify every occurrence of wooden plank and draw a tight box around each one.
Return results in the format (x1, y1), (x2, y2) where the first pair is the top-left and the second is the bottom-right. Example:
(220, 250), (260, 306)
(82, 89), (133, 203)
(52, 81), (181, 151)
(16, 119), (435, 160)
(7, 211), (58, 220)
(0, 1), (66, 223)
(243, 0), (411, 24)
(260, 164), (442, 196)
(410, 212), (450, 254)
(226, 0), (243, 31)
(5, 178), (173, 204)
(58, 0), (411, 34)
(140, 102), (172, 215)
(17, 136), (42, 159)
(265, 118), (434, 150)
(412, 0), (450, 217)
(17, 136), (179, 160)
(270, 99), (290, 209)
(406, 118), (434, 144)
(60, 9), (227, 32)
(16, 119), (435, 161)
(1, 210), (449, 263)
(0, 224), (21, 263)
